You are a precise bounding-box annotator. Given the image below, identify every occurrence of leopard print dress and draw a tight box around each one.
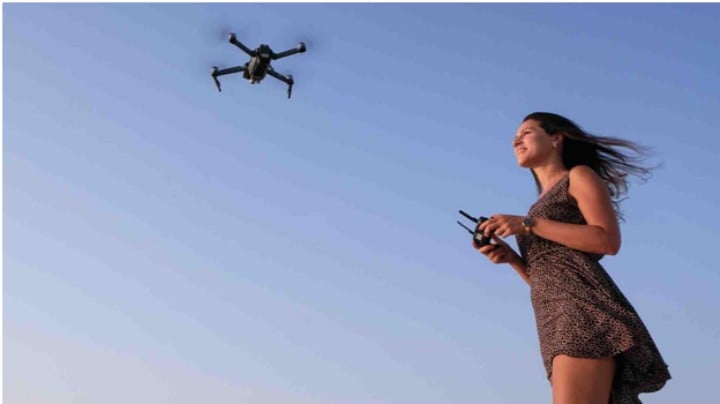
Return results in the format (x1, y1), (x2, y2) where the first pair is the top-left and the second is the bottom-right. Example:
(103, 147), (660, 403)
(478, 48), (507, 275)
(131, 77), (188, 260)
(515, 173), (670, 403)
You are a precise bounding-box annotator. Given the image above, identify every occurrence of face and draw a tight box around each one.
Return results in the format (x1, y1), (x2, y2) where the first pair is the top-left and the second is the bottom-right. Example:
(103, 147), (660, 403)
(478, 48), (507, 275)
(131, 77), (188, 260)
(512, 119), (558, 168)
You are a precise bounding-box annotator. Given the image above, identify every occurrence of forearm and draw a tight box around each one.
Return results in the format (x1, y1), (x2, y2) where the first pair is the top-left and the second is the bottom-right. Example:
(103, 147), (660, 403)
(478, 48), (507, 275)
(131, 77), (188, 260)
(531, 218), (620, 255)
(508, 253), (531, 286)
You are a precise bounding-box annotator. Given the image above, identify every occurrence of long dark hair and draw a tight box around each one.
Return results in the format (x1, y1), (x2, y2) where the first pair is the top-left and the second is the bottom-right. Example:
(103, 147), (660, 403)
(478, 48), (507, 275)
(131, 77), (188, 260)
(524, 112), (655, 220)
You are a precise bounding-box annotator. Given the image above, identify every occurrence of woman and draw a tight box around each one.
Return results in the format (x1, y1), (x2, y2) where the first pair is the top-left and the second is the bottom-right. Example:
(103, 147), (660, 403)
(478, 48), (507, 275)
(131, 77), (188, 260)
(476, 112), (670, 404)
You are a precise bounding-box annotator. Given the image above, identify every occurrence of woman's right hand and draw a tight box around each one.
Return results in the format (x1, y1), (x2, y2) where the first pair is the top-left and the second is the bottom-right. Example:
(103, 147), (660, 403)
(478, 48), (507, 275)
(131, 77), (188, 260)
(474, 234), (521, 265)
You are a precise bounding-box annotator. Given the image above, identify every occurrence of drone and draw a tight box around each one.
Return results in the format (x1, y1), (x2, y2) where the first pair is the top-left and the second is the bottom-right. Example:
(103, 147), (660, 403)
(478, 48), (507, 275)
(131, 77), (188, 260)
(211, 33), (307, 99)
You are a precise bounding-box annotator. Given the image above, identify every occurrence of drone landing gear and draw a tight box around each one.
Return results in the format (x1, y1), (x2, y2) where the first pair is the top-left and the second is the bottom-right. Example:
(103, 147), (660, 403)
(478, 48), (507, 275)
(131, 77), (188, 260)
(211, 65), (246, 92)
(267, 68), (295, 99)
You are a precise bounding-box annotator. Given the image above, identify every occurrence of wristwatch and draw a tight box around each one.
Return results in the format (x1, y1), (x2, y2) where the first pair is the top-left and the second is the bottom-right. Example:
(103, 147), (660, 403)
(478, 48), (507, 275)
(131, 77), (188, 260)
(522, 216), (535, 235)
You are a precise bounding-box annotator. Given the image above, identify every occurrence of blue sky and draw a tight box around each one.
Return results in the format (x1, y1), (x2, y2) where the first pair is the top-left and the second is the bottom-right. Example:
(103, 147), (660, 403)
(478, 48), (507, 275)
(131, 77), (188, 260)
(4, 3), (719, 403)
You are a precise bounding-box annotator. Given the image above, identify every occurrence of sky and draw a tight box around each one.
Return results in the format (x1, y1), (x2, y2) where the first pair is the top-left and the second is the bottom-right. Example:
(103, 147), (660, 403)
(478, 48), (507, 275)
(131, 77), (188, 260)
(3, 3), (720, 403)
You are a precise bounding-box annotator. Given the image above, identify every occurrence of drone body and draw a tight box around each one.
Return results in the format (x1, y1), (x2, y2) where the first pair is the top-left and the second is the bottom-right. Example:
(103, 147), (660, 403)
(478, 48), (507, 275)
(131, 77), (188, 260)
(212, 34), (307, 99)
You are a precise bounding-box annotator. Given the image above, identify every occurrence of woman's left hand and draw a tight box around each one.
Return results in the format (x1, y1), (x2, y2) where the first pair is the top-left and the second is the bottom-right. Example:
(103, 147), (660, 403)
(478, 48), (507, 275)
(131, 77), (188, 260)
(478, 214), (526, 238)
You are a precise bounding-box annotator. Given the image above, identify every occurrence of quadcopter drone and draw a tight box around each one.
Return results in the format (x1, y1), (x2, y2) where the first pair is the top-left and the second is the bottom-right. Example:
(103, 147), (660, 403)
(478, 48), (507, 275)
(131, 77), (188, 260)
(211, 33), (307, 99)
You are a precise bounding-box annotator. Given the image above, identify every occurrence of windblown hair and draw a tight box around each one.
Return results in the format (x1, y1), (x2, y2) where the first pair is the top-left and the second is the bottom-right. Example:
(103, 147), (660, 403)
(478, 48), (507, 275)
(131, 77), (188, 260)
(524, 112), (655, 220)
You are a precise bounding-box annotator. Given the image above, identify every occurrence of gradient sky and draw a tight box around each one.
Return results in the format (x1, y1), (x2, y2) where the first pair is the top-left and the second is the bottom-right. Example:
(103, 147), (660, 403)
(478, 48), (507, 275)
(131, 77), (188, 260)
(4, 3), (719, 403)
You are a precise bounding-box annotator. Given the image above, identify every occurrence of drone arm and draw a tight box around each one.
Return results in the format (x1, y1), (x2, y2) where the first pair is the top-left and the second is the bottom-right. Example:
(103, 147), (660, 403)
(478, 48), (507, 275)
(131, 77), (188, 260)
(213, 65), (246, 76)
(228, 34), (255, 56)
(211, 65), (246, 92)
(266, 68), (294, 99)
(272, 43), (306, 60)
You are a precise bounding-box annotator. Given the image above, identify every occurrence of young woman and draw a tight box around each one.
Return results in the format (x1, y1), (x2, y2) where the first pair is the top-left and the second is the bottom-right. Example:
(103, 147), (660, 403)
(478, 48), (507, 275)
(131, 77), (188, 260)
(476, 112), (670, 404)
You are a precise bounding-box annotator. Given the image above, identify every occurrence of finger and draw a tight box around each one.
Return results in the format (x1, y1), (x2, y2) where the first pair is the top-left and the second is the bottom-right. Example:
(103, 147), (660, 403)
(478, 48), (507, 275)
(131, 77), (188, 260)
(487, 243), (505, 255)
(478, 244), (497, 254)
(484, 223), (495, 237)
(480, 216), (495, 230)
(474, 239), (493, 250)
(487, 250), (499, 262)
(489, 250), (506, 263)
(494, 224), (507, 238)
(502, 224), (513, 237)
(486, 216), (506, 237)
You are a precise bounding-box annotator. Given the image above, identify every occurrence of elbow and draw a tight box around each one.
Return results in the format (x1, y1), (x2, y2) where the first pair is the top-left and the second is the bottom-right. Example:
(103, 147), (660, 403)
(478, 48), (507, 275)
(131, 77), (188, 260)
(605, 239), (621, 256)
(596, 226), (621, 256)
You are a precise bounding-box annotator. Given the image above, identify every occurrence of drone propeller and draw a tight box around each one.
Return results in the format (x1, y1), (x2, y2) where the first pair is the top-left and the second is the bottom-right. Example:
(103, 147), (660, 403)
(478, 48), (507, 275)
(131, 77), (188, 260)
(218, 23), (245, 41)
(298, 38), (316, 53)
(280, 23), (324, 52)
(219, 27), (233, 41)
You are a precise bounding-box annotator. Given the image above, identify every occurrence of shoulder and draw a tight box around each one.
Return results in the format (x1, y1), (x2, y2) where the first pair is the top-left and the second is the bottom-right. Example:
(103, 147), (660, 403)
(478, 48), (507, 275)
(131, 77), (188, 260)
(569, 165), (602, 185)
(568, 165), (609, 197)
(569, 165), (598, 180)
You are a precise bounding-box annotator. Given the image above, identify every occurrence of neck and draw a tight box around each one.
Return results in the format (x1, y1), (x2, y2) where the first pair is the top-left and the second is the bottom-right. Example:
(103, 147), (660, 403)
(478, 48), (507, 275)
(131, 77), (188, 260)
(533, 162), (568, 194)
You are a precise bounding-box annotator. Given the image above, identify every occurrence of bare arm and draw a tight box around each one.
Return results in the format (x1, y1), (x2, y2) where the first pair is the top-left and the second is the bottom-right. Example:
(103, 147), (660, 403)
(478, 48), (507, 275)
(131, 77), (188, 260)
(508, 253), (531, 286)
(533, 166), (621, 255)
(479, 165), (621, 256)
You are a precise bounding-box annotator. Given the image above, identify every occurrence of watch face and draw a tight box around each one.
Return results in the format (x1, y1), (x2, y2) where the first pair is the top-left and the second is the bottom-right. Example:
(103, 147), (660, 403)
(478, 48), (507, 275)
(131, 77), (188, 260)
(523, 217), (533, 226)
